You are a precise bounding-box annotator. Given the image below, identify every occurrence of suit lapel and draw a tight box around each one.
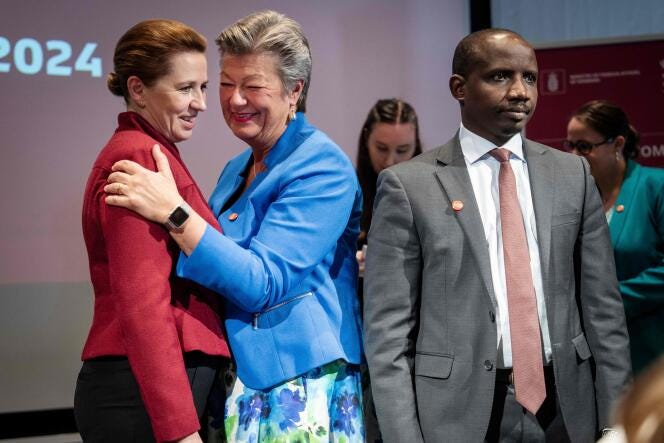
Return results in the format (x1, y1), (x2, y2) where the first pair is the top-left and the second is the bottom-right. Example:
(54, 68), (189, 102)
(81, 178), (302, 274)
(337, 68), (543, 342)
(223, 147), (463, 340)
(208, 151), (252, 217)
(434, 137), (497, 309)
(524, 140), (554, 300)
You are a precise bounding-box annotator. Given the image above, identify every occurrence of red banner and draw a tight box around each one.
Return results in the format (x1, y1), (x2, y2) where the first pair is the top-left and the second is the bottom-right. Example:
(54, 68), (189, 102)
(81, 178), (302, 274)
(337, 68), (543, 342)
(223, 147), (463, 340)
(529, 38), (664, 168)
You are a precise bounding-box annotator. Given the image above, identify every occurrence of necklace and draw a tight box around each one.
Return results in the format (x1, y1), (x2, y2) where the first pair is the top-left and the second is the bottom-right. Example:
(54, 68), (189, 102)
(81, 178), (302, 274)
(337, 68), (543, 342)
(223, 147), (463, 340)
(252, 161), (266, 179)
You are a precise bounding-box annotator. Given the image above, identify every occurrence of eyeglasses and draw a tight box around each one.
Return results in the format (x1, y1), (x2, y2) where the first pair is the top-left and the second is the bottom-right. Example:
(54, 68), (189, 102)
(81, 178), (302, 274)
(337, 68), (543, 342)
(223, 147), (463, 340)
(562, 138), (614, 155)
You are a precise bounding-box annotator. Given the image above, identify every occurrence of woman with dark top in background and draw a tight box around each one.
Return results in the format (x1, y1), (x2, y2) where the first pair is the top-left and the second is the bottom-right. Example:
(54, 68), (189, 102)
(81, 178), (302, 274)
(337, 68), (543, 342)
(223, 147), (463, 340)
(355, 98), (422, 279)
(355, 98), (422, 443)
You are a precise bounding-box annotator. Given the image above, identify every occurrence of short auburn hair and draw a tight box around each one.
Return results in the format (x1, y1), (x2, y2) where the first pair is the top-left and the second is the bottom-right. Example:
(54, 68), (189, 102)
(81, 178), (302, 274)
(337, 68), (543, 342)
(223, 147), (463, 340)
(107, 19), (206, 103)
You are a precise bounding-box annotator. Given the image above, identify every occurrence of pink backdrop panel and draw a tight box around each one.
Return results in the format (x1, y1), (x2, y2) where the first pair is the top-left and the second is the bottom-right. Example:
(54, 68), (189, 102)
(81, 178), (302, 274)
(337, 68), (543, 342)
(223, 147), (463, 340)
(529, 37), (664, 168)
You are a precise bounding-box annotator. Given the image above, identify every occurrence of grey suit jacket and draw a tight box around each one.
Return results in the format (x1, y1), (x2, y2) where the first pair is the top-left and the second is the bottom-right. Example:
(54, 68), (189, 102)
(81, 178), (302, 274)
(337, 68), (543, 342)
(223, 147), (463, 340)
(363, 135), (632, 442)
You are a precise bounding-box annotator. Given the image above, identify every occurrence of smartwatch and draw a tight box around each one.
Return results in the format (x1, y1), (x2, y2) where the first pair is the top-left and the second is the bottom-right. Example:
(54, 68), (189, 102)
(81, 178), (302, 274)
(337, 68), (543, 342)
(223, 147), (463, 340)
(164, 201), (191, 231)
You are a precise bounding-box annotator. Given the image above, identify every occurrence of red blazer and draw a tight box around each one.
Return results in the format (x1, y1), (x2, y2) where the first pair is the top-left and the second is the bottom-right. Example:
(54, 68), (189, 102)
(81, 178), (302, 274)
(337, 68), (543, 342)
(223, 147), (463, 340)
(81, 112), (230, 442)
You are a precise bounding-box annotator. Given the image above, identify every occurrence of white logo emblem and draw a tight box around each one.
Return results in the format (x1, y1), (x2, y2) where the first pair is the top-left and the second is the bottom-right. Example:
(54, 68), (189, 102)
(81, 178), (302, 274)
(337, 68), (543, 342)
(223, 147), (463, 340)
(540, 69), (566, 95)
(547, 72), (560, 92)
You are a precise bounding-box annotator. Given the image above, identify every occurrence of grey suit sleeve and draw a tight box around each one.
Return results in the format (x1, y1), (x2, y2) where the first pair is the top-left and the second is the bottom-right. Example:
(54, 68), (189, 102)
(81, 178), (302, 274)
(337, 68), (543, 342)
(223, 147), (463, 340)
(363, 168), (424, 443)
(576, 157), (632, 429)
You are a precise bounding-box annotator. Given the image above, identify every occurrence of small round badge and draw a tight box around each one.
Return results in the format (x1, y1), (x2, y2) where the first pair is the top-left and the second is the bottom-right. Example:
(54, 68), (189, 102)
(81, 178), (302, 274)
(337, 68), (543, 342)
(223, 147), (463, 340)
(452, 200), (464, 212)
(616, 204), (625, 213)
(228, 212), (239, 221)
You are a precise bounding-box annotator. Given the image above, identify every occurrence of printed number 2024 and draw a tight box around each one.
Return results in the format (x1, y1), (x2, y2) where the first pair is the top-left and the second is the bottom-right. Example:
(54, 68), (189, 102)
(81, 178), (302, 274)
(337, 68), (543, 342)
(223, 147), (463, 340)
(0, 37), (101, 78)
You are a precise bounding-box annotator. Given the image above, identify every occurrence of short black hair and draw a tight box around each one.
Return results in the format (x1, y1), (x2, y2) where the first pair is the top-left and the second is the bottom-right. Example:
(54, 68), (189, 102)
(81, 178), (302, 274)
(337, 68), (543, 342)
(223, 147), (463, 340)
(452, 28), (528, 77)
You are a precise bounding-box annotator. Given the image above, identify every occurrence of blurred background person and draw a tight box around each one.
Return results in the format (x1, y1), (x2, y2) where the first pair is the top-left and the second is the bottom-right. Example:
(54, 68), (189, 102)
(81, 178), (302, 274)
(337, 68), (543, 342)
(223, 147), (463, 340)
(354, 98), (421, 443)
(598, 355), (664, 443)
(355, 98), (422, 278)
(74, 19), (230, 443)
(566, 100), (664, 374)
(104, 10), (365, 442)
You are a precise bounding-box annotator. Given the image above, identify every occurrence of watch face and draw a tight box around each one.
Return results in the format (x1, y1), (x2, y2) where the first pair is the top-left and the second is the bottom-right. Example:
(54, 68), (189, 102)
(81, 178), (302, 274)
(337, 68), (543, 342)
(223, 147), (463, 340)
(169, 206), (189, 227)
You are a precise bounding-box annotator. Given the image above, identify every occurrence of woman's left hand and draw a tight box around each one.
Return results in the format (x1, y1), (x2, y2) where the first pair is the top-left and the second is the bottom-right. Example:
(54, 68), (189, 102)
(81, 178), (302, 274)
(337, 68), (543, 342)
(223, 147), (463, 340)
(105, 144), (183, 223)
(356, 245), (367, 277)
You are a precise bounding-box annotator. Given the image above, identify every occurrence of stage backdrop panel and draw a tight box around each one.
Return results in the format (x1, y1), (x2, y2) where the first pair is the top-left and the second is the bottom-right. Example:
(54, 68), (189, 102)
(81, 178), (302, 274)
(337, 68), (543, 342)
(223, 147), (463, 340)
(528, 36), (664, 167)
(0, 0), (467, 414)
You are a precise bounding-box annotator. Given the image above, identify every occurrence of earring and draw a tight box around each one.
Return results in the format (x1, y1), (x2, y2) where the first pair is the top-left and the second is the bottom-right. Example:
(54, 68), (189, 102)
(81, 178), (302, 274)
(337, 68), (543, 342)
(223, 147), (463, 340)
(616, 150), (623, 161)
(289, 108), (297, 122)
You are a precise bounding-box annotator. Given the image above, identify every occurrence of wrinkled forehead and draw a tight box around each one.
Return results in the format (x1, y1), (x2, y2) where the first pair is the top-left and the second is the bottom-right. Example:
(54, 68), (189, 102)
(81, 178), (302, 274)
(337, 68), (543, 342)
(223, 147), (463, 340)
(480, 34), (535, 63)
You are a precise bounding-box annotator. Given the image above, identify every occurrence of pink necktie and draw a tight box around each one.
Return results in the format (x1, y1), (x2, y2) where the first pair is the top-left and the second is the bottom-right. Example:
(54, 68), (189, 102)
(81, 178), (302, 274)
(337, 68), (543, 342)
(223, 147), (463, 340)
(490, 148), (546, 415)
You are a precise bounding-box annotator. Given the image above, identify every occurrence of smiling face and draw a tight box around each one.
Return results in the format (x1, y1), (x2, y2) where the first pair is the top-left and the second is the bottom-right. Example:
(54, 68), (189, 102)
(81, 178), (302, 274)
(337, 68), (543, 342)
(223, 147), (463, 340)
(450, 33), (538, 146)
(367, 122), (417, 173)
(136, 51), (208, 143)
(219, 53), (302, 152)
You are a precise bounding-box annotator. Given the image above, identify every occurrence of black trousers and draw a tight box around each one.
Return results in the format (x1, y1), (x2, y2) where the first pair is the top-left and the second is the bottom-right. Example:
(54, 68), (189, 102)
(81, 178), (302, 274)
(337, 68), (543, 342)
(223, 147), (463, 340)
(485, 366), (570, 443)
(74, 352), (221, 443)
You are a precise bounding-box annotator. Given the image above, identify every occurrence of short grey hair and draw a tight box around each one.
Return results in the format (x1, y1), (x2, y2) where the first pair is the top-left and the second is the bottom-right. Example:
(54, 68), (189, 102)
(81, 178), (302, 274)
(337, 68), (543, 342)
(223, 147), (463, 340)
(216, 10), (312, 113)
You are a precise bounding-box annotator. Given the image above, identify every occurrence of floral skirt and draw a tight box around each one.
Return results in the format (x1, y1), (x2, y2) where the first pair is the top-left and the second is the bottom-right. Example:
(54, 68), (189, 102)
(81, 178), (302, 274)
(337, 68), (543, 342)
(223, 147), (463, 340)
(224, 360), (365, 442)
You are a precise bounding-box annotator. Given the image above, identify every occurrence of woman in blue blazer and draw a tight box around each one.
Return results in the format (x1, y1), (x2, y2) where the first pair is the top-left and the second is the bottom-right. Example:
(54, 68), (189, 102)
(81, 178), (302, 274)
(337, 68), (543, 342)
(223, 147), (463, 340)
(567, 100), (664, 374)
(104, 10), (364, 442)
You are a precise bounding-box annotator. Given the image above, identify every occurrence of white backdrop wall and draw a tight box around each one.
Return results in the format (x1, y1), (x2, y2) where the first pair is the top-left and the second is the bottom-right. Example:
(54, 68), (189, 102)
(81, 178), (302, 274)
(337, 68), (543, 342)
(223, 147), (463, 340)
(0, 0), (467, 412)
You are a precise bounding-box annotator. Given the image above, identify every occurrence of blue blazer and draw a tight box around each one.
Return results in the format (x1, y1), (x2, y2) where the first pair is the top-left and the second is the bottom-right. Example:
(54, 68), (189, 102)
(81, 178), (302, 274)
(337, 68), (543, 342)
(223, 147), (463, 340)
(610, 160), (664, 373)
(176, 113), (363, 389)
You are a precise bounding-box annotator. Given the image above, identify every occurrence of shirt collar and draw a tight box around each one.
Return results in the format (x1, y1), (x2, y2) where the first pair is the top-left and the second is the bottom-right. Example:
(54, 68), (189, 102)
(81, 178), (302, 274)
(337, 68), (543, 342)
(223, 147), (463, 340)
(459, 122), (524, 164)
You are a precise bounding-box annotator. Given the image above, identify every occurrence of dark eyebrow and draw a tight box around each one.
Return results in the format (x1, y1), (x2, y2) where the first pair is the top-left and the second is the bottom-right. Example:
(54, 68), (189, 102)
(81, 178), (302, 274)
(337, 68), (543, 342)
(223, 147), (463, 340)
(487, 69), (512, 75)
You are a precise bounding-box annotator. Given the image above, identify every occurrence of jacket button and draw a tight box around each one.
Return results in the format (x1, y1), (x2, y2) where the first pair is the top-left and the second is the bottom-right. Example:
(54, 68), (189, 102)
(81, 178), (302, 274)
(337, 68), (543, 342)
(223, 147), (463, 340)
(489, 311), (496, 323)
(484, 360), (494, 371)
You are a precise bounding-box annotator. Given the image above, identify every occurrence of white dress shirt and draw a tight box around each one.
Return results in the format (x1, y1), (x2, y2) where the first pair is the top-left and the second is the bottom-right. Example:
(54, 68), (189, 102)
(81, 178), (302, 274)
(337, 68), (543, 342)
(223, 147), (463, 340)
(459, 123), (552, 367)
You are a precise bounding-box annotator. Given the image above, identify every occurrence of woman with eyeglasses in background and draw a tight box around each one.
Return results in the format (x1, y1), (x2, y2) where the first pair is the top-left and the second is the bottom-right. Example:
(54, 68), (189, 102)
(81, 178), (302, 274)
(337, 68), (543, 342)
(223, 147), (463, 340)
(566, 99), (664, 374)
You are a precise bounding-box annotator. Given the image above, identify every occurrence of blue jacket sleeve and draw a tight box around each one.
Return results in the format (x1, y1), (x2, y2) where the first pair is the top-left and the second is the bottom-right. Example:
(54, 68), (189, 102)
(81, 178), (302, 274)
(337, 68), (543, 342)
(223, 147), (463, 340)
(176, 144), (357, 313)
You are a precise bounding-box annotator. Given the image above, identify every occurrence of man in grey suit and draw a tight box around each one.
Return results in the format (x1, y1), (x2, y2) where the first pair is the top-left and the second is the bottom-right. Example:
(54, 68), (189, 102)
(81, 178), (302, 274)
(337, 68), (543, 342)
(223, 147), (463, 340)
(363, 29), (631, 442)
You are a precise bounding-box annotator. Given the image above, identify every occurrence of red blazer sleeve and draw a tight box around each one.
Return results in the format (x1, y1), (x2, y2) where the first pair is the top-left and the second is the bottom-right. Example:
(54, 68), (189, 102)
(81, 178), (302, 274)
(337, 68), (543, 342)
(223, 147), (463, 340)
(101, 161), (199, 442)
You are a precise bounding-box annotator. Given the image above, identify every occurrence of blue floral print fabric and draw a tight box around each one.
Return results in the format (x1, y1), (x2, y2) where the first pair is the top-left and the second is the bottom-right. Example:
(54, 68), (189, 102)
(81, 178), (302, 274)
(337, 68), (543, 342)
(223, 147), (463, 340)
(225, 360), (364, 442)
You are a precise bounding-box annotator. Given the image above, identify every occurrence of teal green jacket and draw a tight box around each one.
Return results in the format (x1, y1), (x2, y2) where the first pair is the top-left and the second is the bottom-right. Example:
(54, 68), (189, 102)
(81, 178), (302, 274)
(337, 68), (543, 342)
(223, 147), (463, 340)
(610, 160), (664, 373)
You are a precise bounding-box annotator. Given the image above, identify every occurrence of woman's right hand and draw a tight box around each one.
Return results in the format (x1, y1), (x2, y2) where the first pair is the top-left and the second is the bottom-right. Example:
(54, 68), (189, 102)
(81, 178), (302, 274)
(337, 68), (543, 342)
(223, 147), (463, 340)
(105, 144), (183, 223)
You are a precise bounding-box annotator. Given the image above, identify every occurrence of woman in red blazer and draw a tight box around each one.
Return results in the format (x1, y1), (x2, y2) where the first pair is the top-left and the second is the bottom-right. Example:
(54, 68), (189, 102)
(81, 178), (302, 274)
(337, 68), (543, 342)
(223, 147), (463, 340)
(74, 19), (230, 443)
